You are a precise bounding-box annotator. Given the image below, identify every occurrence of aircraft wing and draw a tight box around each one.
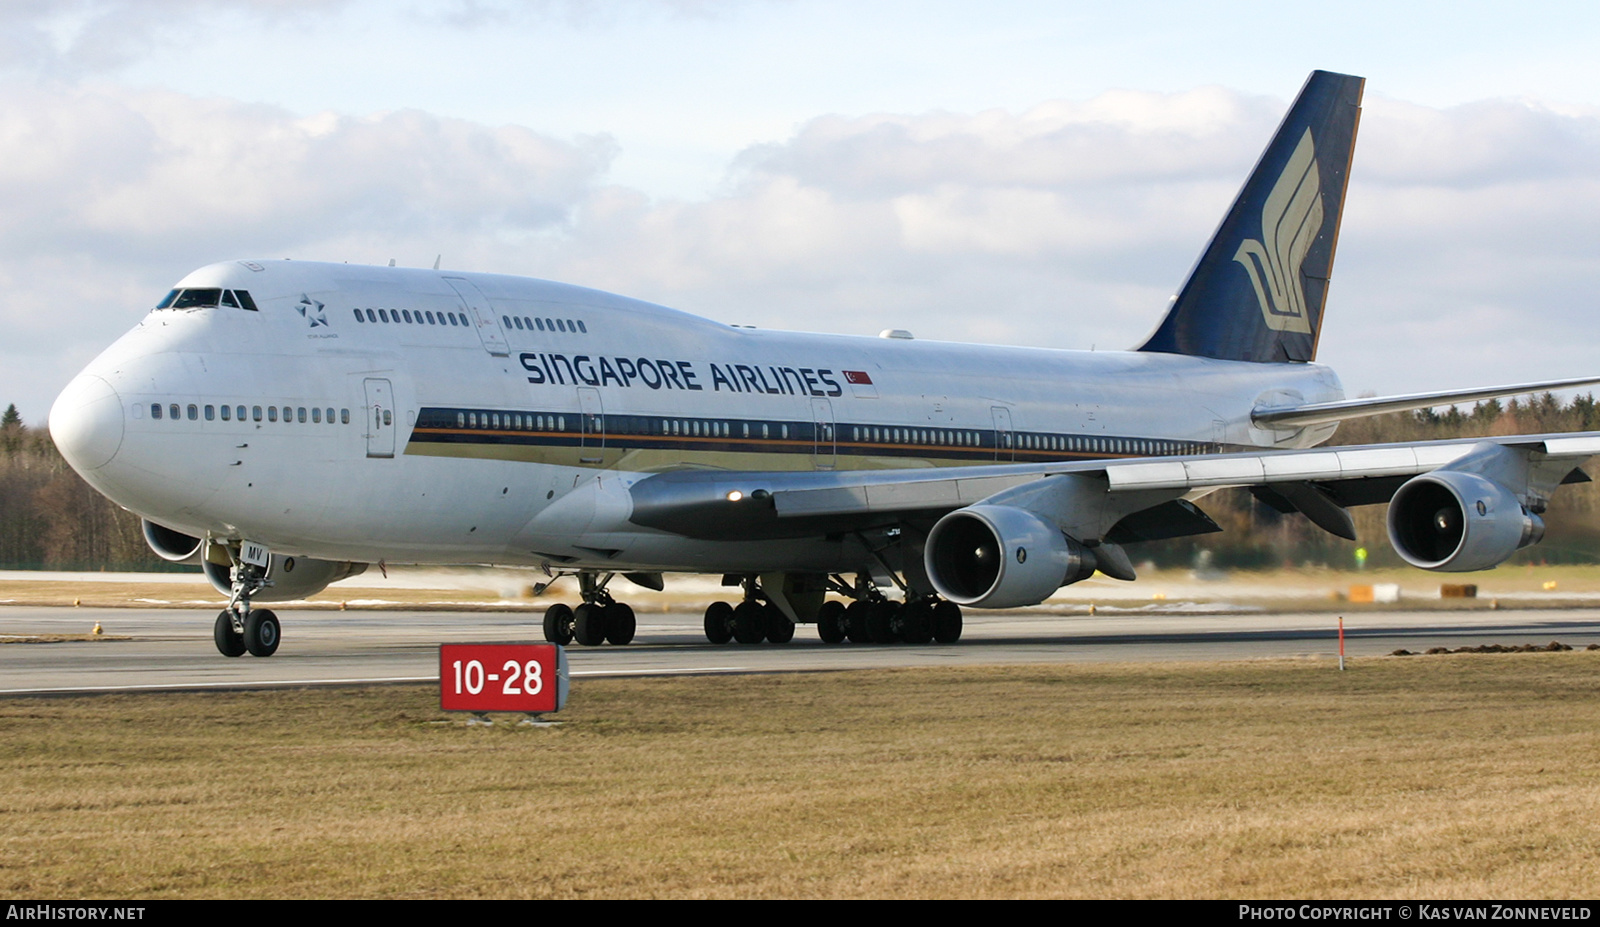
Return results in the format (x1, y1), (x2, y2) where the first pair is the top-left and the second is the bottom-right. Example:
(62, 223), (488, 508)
(627, 431), (1600, 549)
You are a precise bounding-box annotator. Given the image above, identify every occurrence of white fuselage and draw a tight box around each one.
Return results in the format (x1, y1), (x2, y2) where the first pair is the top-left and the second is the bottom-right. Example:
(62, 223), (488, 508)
(52, 260), (1345, 573)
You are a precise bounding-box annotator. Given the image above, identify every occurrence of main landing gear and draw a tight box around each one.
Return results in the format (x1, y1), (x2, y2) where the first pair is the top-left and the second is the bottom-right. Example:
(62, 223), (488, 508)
(541, 571), (637, 647)
(702, 576), (796, 645)
(213, 562), (281, 657)
(703, 575), (963, 646)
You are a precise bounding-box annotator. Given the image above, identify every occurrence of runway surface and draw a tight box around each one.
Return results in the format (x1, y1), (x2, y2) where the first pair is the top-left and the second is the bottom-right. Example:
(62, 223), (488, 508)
(4, 603), (1599, 696)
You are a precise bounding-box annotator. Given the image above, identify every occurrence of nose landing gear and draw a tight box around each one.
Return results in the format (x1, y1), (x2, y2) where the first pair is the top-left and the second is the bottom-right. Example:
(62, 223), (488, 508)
(212, 560), (281, 657)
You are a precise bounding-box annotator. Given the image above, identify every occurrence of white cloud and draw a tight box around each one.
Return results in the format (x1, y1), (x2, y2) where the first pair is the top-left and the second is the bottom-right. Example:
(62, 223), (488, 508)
(6, 79), (1600, 426)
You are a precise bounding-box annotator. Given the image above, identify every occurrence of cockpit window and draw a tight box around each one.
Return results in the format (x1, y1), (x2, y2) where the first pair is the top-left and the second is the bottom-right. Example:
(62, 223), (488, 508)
(157, 287), (260, 311)
(171, 288), (223, 309)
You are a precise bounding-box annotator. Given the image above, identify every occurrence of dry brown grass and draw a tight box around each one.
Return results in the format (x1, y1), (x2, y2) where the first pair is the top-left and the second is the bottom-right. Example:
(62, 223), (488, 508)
(3, 655), (1600, 899)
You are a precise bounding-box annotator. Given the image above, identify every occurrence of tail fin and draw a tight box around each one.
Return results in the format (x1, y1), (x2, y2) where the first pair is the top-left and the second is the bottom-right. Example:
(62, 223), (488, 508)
(1138, 70), (1364, 363)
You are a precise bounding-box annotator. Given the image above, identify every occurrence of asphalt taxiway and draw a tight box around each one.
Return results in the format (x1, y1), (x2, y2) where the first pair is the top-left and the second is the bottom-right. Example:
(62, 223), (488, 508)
(4, 603), (1598, 696)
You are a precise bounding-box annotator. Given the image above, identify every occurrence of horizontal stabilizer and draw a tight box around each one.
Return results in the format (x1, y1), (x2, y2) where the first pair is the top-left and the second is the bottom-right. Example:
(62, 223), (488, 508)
(1252, 375), (1600, 428)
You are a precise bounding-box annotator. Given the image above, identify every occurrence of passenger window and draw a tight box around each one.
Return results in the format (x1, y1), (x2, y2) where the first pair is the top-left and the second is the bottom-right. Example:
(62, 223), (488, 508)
(502, 315), (513, 329)
(313, 408), (321, 423)
(204, 405), (214, 421)
(354, 309), (364, 322)
(383, 410), (392, 426)
(151, 403), (162, 420)
(268, 407), (278, 422)
(536, 318), (546, 331)
(170, 404), (180, 420)
(237, 406), (246, 421)
(366, 309), (377, 322)
(298, 407), (307, 423)
(577, 320), (587, 333)
(341, 409), (350, 424)
(220, 406), (230, 421)
(326, 407), (335, 423)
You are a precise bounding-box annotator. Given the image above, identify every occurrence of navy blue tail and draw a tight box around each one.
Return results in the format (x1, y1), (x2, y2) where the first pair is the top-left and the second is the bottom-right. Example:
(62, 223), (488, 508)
(1138, 70), (1364, 363)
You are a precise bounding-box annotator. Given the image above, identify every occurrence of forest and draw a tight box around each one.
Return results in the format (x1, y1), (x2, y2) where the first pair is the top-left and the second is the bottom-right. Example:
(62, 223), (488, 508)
(3, 396), (1598, 573)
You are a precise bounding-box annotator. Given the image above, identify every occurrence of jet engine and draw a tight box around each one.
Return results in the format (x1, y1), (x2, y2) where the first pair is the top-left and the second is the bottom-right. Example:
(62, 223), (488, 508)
(1386, 470), (1544, 572)
(202, 554), (368, 601)
(142, 519), (205, 563)
(924, 504), (1097, 608)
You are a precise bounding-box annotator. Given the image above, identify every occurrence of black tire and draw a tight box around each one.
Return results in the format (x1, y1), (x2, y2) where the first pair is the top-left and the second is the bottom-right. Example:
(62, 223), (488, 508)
(214, 609), (245, 658)
(763, 603), (795, 643)
(900, 599), (934, 644)
(605, 602), (637, 645)
(704, 601), (734, 644)
(817, 600), (846, 644)
(867, 600), (899, 644)
(843, 601), (871, 643)
(573, 603), (607, 646)
(932, 600), (963, 643)
(243, 608), (280, 657)
(732, 600), (767, 644)
(542, 603), (574, 645)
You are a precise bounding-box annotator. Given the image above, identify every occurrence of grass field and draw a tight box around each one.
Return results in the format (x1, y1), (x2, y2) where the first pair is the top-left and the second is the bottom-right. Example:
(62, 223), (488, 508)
(3, 654), (1600, 898)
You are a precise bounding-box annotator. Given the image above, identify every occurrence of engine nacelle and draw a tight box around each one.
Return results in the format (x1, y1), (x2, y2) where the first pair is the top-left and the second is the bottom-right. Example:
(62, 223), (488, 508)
(203, 554), (368, 601)
(925, 504), (1097, 609)
(1387, 470), (1545, 572)
(142, 519), (205, 563)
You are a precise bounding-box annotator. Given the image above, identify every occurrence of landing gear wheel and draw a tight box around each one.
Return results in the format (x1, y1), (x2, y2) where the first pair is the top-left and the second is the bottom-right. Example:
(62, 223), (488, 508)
(817, 600), (846, 644)
(243, 608), (280, 657)
(843, 601), (872, 643)
(763, 603), (795, 643)
(732, 600), (768, 644)
(704, 601), (734, 644)
(867, 600), (899, 644)
(605, 602), (637, 645)
(932, 600), (963, 643)
(900, 599), (934, 644)
(573, 602), (607, 646)
(542, 603), (574, 645)
(214, 609), (245, 658)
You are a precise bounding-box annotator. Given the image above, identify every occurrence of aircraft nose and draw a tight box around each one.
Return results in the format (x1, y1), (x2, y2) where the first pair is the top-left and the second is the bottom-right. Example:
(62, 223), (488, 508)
(49, 374), (125, 471)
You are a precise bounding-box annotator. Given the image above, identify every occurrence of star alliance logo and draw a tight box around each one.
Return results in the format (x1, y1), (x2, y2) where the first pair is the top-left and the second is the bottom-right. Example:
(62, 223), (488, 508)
(1232, 128), (1321, 335)
(297, 294), (328, 328)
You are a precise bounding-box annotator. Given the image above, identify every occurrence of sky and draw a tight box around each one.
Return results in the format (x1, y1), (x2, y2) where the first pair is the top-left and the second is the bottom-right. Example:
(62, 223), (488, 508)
(4, 0), (1600, 424)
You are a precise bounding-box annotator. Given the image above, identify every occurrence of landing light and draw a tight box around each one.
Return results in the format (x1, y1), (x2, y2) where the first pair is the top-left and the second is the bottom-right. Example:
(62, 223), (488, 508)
(726, 490), (743, 502)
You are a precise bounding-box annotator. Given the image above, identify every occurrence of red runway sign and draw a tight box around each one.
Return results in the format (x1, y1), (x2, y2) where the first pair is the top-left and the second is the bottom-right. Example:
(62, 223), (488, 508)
(440, 644), (568, 713)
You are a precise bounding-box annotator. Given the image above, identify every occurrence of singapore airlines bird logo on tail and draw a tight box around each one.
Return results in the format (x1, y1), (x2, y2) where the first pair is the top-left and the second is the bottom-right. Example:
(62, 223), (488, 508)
(1233, 129), (1322, 334)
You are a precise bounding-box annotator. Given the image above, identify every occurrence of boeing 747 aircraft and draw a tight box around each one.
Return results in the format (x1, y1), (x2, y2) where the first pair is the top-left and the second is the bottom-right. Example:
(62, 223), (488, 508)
(48, 71), (1600, 657)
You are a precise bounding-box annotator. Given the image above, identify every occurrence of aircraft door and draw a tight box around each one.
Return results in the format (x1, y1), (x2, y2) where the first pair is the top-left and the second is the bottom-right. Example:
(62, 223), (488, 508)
(442, 277), (510, 357)
(811, 398), (836, 470)
(578, 387), (605, 465)
(991, 406), (1014, 461)
(364, 378), (395, 459)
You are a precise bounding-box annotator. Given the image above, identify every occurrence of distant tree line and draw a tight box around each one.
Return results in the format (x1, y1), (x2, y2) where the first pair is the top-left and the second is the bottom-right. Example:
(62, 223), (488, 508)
(0, 404), (170, 570)
(2, 395), (1598, 572)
